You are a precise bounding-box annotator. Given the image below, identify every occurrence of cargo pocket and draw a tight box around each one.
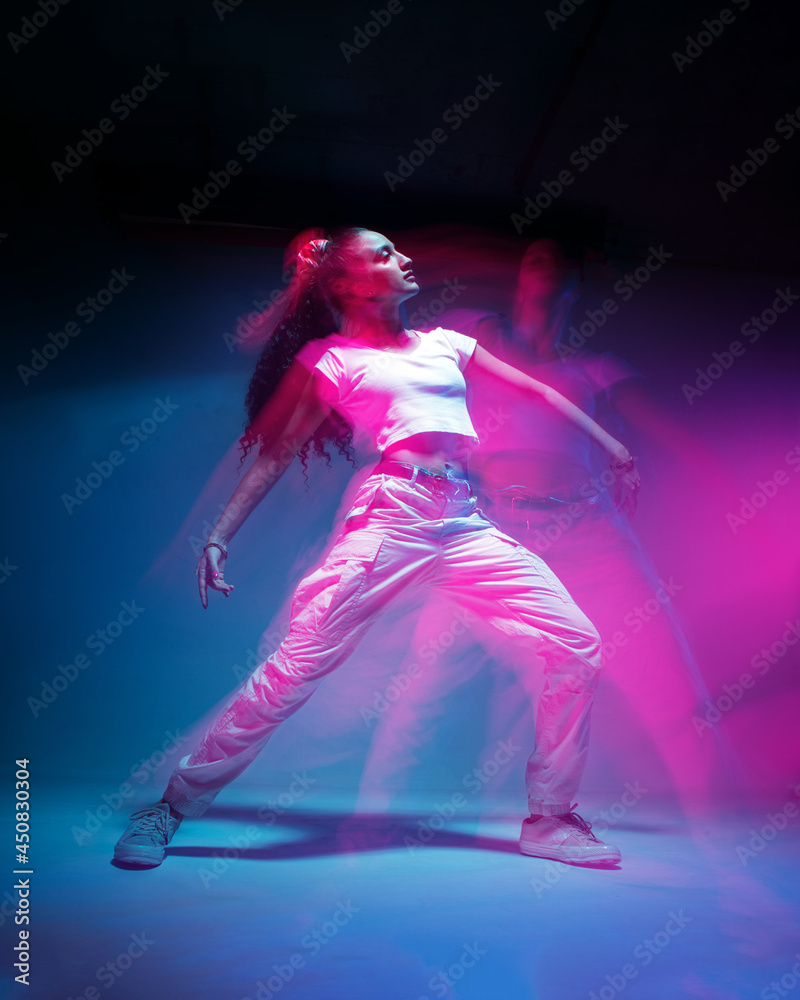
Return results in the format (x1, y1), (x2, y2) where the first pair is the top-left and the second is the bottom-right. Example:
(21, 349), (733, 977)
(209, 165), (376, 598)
(290, 530), (386, 640)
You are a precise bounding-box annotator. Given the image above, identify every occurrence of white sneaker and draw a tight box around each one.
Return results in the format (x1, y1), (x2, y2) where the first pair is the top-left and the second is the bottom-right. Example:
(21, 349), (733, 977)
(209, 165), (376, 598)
(114, 801), (182, 866)
(519, 806), (621, 864)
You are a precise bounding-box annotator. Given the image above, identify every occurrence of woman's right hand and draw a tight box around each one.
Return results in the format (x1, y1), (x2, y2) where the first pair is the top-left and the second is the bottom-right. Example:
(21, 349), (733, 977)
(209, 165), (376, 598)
(195, 544), (235, 609)
(609, 455), (641, 518)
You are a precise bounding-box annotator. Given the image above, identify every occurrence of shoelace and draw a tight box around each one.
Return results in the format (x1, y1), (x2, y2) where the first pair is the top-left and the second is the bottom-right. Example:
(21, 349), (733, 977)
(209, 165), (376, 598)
(129, 806), (171, 837)
(560, 806), (600, 842)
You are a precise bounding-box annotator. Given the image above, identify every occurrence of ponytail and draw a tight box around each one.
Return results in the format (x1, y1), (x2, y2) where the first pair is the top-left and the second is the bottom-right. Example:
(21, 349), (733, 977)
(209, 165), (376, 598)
(238, 226), (368, 473)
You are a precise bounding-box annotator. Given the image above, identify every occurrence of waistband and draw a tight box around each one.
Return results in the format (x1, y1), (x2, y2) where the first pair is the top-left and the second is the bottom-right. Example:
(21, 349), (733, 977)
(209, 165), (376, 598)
(374, 459), (471, 487)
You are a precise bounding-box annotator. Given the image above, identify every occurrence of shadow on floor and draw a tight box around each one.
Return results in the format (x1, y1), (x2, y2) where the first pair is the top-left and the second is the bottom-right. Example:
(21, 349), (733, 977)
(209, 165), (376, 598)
(113, 805), (625, 869)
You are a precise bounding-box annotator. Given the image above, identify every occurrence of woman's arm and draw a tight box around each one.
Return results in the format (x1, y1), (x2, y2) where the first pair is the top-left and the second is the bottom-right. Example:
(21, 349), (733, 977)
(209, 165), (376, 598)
(465, 344), (641, 514)
(466, 345), (629, 461)
(197, 360), (332, 607)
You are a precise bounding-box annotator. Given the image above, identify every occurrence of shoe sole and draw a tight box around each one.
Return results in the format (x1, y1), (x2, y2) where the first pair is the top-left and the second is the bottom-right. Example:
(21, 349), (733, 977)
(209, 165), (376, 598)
(113, 846), (165, 866)
(519, 841), (621, 864)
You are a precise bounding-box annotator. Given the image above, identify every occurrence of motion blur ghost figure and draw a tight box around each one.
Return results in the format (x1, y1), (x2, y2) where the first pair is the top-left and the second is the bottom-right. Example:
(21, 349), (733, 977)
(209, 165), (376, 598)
(357, 238), (739, 823)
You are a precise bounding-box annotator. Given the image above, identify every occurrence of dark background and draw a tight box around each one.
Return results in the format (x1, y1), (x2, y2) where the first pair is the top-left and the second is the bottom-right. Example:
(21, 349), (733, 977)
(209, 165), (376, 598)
(3, 0), (799, 270)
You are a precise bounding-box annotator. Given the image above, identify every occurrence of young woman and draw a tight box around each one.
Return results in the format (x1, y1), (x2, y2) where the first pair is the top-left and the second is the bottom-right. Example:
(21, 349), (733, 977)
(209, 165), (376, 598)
(113, 227), (640, 868)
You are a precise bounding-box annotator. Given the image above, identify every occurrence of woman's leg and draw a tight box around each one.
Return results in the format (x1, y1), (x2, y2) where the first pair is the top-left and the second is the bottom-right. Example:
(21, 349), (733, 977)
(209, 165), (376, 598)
(116, 473), (454, 863)
(432, 516), (624, 862)
(437, 519), (604, 816)
(163, 519), (436, 818)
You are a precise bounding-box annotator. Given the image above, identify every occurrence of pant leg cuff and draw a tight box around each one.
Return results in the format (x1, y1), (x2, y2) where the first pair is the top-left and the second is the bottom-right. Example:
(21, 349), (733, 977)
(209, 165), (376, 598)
(528, 800), (573, 817)
(162, 786), (210, 819)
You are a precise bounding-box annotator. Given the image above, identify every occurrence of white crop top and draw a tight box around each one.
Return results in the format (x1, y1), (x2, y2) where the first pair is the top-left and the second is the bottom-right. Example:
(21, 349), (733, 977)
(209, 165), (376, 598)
(295, 326), (480, 454)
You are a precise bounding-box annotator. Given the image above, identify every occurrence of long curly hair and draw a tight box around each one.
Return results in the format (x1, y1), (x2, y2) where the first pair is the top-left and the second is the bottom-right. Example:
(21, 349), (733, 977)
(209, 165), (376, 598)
(237, 226), (370, 473)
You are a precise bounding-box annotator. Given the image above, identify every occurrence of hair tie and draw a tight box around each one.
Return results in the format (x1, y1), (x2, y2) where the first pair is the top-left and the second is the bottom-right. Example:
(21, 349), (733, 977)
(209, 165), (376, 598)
(296, 238), (330, 277)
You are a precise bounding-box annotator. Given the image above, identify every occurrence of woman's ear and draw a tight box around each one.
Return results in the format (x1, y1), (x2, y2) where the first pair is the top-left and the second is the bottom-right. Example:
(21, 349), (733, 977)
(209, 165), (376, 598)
(333, 275), (373, 300)
(329, 275), (351, 299)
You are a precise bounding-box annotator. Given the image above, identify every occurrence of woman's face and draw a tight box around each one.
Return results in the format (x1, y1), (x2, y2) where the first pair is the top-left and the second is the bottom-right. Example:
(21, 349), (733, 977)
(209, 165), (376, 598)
(344, 231), (420, 304)
(518, 239), (580, 303)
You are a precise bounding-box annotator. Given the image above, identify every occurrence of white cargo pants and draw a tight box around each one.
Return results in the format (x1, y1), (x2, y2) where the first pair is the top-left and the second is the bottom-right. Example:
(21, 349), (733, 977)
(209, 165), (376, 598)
(164, 469), (603, 818)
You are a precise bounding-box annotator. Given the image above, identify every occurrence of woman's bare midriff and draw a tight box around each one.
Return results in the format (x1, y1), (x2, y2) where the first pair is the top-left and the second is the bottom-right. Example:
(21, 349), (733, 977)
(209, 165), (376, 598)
(382, 431), (475, 478)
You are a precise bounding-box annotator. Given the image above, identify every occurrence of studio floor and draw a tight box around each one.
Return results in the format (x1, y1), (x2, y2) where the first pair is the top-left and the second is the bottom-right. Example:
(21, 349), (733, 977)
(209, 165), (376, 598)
(13, 779), (800, 1000)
